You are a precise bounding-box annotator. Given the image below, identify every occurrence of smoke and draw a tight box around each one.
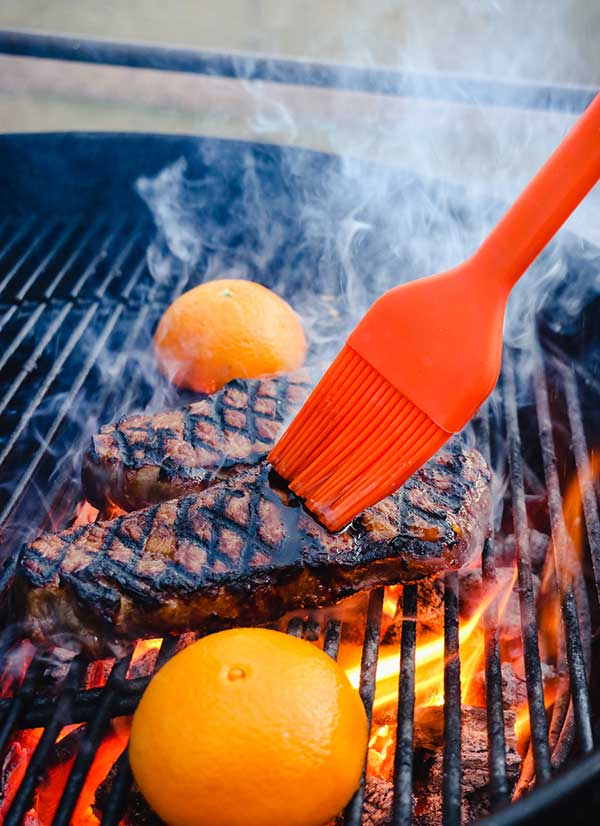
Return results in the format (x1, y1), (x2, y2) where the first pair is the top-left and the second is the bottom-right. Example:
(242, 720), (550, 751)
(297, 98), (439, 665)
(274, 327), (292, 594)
(132, 1), (600, 543)
(135, 1), (600, 355)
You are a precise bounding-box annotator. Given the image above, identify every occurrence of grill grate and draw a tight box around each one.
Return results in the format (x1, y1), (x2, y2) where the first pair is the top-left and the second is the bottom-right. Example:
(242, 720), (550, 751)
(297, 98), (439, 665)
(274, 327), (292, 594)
(0, 148), (598, 826)
(503, 354), (553, 783)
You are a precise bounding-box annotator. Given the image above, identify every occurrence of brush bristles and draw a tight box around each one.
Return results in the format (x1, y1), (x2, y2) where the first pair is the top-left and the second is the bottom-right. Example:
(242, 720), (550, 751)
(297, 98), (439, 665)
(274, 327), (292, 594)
(268, 346), (450, 531)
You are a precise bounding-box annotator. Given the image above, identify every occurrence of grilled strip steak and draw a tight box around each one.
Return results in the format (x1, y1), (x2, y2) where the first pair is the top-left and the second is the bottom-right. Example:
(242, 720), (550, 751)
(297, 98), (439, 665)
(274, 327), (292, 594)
(14, 441), (490, 655)
(82, 372), (312, 512)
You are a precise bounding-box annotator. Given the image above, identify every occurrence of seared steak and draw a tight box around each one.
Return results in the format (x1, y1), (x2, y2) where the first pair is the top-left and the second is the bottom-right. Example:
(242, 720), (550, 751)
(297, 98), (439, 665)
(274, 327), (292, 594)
(13, 441), (490, 655)
(82, 372), (312, 511)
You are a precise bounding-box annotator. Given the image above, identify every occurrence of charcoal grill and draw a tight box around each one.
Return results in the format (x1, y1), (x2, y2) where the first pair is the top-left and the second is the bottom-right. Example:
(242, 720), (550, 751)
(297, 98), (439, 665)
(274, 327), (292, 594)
(0, 30), (599, 826)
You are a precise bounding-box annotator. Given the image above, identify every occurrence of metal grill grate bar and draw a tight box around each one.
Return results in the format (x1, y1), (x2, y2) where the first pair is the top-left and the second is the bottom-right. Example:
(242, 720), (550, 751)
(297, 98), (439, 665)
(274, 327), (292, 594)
(442, 572), (461, 826)
(0, 675), (150, 728)
(392, 583), (417, 826)
(4, 658), (86, 826)
(0, 303), (102, 524)
(345, 587), (384, 826)
(100, 750), (132, 826)
(14, 223), (79, 302)
(94, 222), (145, 298)
(503, 351), (552, 784)
(43, 219), (106, 299)
(0, 301), (72, 425)
(69, 222), (127, 298)
(0, 303), (46, 374)
(323, 619), (342, 660)
(0, 654), (40, 757)
(51, 654), (134, 826)
(0, 304), (18, 338)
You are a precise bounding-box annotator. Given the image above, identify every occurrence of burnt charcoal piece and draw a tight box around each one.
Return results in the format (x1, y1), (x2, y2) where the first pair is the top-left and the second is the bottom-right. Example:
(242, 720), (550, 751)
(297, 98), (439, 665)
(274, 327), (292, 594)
(409, 705), (520, 824)
(360, 777), (395, 826)
(12, 441), (490, 656)
(83, 372), (313, 511)
(494, 530), (549, 572)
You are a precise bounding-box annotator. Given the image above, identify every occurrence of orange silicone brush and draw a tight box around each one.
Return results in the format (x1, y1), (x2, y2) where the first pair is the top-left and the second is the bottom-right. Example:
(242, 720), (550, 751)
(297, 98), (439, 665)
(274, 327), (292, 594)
(269, 92), (600, 531)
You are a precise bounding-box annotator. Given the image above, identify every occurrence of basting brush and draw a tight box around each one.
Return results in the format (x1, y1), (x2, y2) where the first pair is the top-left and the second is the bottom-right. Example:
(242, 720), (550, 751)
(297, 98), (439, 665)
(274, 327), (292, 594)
(269, 92), (600, 531)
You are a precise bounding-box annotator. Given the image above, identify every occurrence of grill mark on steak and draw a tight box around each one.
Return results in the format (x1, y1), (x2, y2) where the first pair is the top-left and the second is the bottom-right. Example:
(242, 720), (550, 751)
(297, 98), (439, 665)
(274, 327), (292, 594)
(12, 441), (490, 655)
(82, 372), (312, 511)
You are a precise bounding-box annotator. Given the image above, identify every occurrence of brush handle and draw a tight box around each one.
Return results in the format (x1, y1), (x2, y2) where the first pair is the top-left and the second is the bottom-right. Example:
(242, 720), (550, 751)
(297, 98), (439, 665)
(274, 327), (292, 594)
(476, 91), (600, 290)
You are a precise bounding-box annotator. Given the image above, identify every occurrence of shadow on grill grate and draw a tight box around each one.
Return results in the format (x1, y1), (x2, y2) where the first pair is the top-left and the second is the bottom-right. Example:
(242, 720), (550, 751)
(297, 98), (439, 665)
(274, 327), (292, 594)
(0, 133), (598, 826)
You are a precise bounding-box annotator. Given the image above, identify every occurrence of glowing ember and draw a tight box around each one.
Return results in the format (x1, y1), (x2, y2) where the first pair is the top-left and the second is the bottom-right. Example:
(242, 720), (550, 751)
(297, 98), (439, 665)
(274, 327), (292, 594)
(72, 499), (127, 527)
(0, 729), (43, 819)
(34, 728), (126, 826)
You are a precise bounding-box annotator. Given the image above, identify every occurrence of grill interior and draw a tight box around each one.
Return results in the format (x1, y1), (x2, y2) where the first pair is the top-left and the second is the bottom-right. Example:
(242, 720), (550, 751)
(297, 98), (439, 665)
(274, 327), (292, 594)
(0, 132), (599, 826)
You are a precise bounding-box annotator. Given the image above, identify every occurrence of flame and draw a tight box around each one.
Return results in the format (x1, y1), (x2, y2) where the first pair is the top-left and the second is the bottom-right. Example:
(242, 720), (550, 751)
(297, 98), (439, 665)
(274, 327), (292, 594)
(56, 723), (84, 743)
(72, 499), (127, 528)
(382, 585), (402, 620)
(345, 569), (517, 711)
(367, 724), (395, 778)
(105, 502), (127, 519)
(72, 501), (99, 527)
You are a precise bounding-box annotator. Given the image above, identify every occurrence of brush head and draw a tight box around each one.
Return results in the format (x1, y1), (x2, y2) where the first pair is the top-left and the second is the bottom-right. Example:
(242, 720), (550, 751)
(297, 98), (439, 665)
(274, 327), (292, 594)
(268, 346), (451, 531)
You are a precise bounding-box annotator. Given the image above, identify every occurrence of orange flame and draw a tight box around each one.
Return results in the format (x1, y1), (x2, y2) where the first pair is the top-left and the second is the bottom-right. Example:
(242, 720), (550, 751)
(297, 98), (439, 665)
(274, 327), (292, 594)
(345, 569), (517, 712)
(72, 499), (127, 528)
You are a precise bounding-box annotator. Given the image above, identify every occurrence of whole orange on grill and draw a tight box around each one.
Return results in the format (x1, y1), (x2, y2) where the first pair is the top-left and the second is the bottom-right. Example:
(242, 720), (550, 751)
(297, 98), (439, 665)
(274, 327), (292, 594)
(129, 628), (368, 826)
(154, 278), (307, 393)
